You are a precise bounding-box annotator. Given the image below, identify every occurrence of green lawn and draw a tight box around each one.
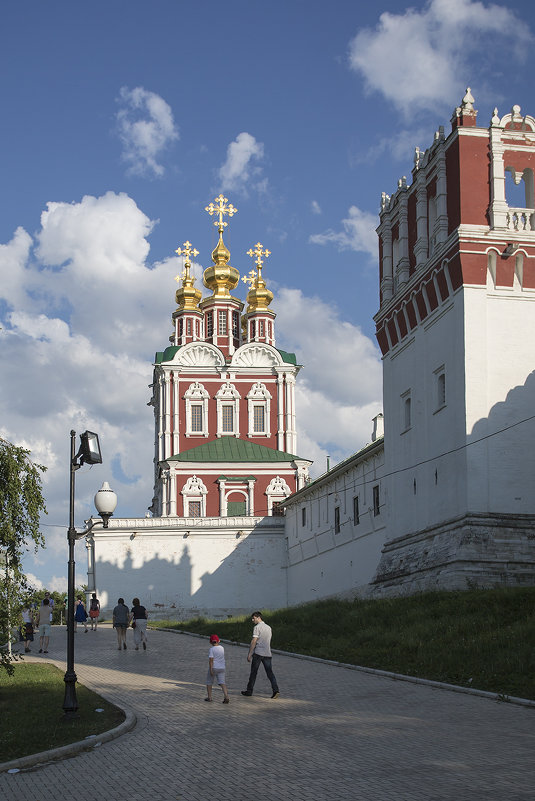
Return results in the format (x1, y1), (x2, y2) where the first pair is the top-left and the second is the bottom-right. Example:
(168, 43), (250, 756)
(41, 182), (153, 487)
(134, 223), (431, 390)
(155, 586), (535, 701)
(0, 663), (125, 762)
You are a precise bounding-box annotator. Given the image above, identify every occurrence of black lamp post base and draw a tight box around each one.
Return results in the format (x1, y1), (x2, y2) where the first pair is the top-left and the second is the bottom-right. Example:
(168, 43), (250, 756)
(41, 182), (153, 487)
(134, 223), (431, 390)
(63, 670), (79, 719)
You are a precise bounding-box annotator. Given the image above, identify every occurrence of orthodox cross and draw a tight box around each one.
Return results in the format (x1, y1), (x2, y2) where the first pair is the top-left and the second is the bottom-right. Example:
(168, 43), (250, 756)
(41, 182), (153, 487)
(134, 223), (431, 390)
(205, 194), (238, 232)
(175, 240), (199, 283)
(246, 241), (271, 281)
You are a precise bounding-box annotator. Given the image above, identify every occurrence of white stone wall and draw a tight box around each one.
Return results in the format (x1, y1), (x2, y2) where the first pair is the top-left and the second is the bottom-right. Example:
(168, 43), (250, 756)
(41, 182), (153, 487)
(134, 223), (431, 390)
(89, 517), (287, 621)
(284, 442), (386, 604)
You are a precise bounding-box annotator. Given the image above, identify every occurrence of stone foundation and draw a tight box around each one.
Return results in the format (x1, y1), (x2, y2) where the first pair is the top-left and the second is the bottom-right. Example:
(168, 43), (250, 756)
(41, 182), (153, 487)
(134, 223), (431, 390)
(369, 513), (535, 597)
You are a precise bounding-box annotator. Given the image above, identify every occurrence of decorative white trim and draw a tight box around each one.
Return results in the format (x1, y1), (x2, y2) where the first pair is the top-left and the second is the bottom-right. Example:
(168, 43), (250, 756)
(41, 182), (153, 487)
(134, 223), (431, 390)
(184, 382), (209, 437)
(216, 381), (241, 437)
(180, 475), (208, 517)
(173, 342), (225, 367)
(266, 475), (291, 515)
(247, 382), (271, 437)
(231, 343), (284, 367)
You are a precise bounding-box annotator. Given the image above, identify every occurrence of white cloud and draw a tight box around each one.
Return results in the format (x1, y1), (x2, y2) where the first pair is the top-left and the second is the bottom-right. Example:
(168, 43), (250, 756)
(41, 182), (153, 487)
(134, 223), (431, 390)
(348, 0), (532, 115)
(217, 132), (265, 195)
(309, 205), (378, 259)
(311, 200), (322, 215)
(116, 86), (179, 176)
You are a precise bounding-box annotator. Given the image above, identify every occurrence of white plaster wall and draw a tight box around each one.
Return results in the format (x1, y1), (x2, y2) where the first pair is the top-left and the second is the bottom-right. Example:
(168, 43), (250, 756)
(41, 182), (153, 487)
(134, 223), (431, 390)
(91, 523), (287, 620)
(465, 283), (535, 514)
(382, 292), (468, 539)
(285, 448), (386, 604)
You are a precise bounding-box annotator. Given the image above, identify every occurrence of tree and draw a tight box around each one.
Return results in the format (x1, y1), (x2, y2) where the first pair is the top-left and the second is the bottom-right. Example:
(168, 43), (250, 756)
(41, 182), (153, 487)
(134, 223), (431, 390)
(0, 437), (47, 674)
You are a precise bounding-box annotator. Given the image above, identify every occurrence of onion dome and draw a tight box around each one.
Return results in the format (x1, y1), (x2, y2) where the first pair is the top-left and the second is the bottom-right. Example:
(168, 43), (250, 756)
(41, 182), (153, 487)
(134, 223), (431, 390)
(174, 241), (202, 310)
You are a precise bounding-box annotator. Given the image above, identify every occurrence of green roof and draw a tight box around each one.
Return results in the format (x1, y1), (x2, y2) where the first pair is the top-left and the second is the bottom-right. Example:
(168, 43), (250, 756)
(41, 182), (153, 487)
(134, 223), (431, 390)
(277, 349), (297, 365)
(167, 438), (304, 463)
(155, 345), (181, 364)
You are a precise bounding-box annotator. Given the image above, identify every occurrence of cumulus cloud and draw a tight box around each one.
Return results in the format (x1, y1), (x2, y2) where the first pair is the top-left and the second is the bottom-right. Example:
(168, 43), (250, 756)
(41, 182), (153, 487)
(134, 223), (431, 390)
(217, 132), (265, 195)
(309, 206), (378, 260)
(311, 200), (322, 215)
(116, 86), (179, 176)
(349, 0), (532, 115)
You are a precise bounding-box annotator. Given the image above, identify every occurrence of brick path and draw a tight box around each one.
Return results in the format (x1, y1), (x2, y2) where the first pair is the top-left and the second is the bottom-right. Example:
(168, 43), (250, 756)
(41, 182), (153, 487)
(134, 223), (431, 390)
(1, 624), (534, 800)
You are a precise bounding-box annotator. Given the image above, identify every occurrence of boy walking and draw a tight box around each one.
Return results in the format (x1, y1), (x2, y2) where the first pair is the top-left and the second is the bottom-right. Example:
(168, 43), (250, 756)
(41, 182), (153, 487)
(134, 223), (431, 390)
(205, 634), (230, 704)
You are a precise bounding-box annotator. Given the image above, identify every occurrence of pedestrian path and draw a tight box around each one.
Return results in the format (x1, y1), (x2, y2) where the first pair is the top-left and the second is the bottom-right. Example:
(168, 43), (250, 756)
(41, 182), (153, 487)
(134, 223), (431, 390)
(1, 623), (534, 800)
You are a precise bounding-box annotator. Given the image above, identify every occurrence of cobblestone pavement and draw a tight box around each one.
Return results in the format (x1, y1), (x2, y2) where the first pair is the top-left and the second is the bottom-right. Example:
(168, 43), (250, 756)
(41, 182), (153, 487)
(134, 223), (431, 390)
(2, 624), (534, 801)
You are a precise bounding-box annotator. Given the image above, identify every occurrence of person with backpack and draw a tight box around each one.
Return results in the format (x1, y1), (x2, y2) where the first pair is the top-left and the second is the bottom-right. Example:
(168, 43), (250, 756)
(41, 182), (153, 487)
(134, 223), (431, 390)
(89, 593), (100, 631)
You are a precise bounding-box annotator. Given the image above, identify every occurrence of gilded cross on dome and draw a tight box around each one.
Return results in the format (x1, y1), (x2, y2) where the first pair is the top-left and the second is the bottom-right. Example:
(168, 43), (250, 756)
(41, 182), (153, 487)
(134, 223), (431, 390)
(175, 240), (199, 283)
(242, 269), (258, 289)
(205, 194), (238, 232)
(246, 242), (271, 280)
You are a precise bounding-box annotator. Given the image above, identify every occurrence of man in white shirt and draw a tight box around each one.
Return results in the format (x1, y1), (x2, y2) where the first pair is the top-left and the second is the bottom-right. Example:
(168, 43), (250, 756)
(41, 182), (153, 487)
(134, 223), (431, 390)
(241, 611), (280, 699)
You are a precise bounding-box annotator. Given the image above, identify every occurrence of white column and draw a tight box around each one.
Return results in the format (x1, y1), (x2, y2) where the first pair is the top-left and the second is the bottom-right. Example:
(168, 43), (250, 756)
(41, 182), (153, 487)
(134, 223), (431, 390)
(397, 187), (410, 286)
(248, 479), (255, 516)
(219, 480), (226, 516)
(158, 374), (166, 463)
(172, 375), (179, 455)
(414, 173), (428, 269)
(277, 373), (284, 450)
(489, 120), (508, 229)
(436, 144), (448, 244)
(380, 226), (393, 302)
(162, 474), (169, 517)
(164, 372), (171, 461)
(169, 474), (177, 517)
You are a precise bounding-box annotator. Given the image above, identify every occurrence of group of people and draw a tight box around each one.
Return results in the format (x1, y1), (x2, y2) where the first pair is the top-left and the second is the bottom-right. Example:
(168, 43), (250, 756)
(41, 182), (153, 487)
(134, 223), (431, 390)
(206, 611), (280, 704)
(20, 591), (55, 654)
(74, 592), (101, 632)
(112, 598), (149, 650)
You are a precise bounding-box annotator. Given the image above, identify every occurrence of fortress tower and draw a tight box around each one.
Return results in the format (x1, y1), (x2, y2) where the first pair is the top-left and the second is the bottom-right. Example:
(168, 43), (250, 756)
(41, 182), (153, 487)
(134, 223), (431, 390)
(372, 91), (535, 592)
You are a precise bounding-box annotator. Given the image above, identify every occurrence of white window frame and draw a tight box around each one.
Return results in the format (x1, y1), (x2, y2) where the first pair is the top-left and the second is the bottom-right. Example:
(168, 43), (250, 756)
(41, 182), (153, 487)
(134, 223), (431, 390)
(181, 475), (208, 517)
(434, 366), (446, 412)
(216, 382), (241, 437)
(247, 382), (271, 437)
(265, 476), (291, 515)
(401, 389), (412, 433)
(185, 382), (209, 437)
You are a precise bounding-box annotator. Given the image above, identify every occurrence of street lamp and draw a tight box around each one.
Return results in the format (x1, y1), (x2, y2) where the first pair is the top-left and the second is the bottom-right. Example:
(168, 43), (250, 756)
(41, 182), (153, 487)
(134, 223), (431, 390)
(63, 430), (117, 719)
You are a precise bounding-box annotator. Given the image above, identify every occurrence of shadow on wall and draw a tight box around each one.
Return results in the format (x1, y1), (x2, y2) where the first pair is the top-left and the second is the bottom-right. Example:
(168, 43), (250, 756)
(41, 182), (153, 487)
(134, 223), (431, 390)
(468, 368), (535, 514)
(95, 522), (287, 621)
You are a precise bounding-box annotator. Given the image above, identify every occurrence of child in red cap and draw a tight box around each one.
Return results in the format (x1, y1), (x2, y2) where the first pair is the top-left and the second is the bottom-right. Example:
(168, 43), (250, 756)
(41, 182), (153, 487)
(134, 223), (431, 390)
(205, 634), (230, 704)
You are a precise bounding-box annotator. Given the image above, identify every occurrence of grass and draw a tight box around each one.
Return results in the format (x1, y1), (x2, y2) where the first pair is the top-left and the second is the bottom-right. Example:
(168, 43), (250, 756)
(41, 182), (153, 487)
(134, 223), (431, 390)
(154, 586), (535, 701)
(0, 663), (125, 762)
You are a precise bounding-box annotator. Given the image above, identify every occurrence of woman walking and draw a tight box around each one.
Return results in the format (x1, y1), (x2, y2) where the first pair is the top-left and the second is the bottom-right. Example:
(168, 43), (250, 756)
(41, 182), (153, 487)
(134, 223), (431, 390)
(88, 593), (100, 631)
(74, 596), (88, 633)
(112, 598), (130, 650)
(131, 598), (148, 650)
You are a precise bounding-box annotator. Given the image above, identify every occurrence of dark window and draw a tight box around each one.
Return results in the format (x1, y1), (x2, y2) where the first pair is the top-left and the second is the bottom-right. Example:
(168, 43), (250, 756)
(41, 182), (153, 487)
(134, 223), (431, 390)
(334, 506), (340, 533)
(250, 320), (256, 339)
(353, 496), (359, 525)
(186, 318), (192, 336)
(232, 311), (240, 339)
(272, 502), (285, 517)
(189, 501), (201, 517)
(206, 311), (213, 338)
(218, 310), (227, 335)
(301, 507), (306, 526)
(373, 485), (380, 516)
(191, 405), (203, 433)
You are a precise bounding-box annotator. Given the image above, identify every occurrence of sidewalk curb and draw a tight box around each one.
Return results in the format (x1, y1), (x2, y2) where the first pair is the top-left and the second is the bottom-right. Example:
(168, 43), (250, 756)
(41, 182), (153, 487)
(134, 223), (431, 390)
(0, 657), (137, 775)
(152, 626), (535, 710)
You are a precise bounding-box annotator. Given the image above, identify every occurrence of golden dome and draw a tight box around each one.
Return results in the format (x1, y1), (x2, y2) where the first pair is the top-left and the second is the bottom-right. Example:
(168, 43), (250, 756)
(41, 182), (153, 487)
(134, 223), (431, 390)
(174, 241), (202, 310)
(243, 242), (273, 313)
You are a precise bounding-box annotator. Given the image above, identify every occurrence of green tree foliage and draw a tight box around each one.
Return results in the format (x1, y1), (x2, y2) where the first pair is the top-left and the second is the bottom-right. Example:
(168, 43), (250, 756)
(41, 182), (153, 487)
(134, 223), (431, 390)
(0, 438), (47, 674)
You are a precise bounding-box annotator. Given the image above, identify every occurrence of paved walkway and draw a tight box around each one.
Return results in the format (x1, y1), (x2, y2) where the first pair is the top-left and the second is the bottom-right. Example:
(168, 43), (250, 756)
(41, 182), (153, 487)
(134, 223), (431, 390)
(1, 624), (534, 801)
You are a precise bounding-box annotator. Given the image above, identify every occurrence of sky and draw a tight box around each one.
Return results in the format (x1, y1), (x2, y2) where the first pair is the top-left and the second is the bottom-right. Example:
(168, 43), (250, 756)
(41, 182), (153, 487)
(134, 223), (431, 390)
(1, 0), (534, 591)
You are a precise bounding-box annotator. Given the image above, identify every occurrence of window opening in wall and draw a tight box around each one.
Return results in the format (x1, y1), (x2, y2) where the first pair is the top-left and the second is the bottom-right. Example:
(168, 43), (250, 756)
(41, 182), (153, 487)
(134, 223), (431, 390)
(505, 168), (530, 209)
(353, 496), (359, 525)
(301, 507), (306, 526)
(259, 320), (265, 338)
(253, 405), (265, 433)
(373, 485), (380, 516)
(186, 318), (192, 336)
(206, 312), (214, 338)
(437, 372), (446, 408)
(250, 320), (256, 339)
(222, 405), (234, 433)
(178, 319), (183, 338)
(268, 321), (272, 339)
(404, 396), (411, 430)
(189, 501), (201, 517)
(272, 501), (284, 517)
(232, 311), (240, 339)
(218, 310), (227, 335)
(191, 404), (203, 433)
(334, 506), (340, 534)
(401, 390), (411, 431)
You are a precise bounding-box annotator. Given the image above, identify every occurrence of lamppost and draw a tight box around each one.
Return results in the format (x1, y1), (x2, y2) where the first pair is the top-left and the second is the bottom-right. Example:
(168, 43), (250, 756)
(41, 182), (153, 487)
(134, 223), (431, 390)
(63, 430), (117, 719)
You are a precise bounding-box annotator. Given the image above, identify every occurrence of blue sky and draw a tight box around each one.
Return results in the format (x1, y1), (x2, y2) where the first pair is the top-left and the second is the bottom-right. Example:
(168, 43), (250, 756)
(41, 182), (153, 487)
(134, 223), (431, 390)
(1, 0), (534, 590)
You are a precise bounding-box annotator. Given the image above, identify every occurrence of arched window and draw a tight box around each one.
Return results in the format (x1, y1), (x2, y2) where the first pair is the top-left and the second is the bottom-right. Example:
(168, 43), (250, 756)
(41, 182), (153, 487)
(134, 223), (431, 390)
(266, 476), (291, 515)
(181, 475), (208, 517)
(247, 382), (271, 437)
